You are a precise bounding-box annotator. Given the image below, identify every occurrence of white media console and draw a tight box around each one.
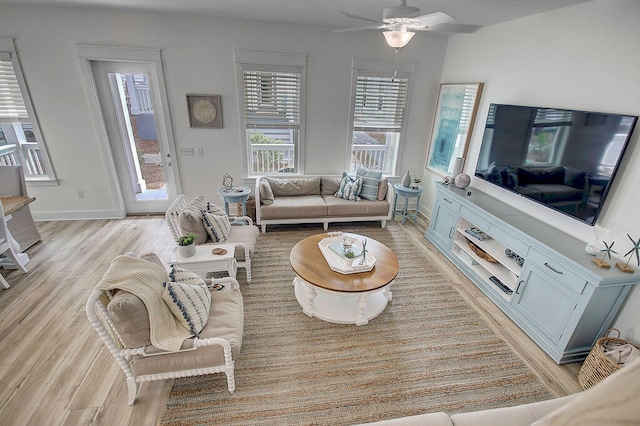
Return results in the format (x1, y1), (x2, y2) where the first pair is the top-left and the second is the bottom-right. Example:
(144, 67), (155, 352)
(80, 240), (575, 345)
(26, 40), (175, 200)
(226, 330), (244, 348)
(426, 182), (639, 364)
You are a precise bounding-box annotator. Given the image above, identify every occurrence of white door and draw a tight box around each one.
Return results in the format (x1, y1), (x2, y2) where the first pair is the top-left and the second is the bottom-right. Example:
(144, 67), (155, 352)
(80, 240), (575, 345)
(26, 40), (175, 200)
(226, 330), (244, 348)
(90, 60), (178, 214)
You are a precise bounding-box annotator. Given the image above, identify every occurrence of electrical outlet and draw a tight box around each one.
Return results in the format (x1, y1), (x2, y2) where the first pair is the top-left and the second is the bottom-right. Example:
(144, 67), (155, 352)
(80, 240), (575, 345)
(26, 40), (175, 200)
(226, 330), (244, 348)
(178, 147), (194, 156)
(77, 190), (85, 199)
(197, 147), (204, 156)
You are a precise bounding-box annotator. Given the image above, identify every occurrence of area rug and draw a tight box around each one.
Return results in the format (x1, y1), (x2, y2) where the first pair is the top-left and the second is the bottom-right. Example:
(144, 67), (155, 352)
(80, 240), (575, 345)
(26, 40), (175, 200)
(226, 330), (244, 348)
(160, 222), (553, 425)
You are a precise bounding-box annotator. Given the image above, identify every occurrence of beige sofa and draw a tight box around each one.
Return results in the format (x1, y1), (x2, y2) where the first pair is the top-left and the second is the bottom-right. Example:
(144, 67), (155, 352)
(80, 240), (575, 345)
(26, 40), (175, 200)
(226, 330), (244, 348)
(354, 356), (640, 425)
(254, 176), (393, 233)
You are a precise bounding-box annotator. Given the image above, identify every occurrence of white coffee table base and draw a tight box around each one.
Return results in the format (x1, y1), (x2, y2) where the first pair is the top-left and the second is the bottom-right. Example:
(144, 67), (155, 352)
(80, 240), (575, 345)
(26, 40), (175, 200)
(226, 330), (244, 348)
(293, 276), (392, 326)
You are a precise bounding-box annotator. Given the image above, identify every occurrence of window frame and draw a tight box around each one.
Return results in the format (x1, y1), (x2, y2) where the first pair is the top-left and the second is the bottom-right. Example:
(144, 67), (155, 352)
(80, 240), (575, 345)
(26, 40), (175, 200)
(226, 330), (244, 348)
(346, 58), (414, 177)
(0, 37), (57, 184)
(234, 50), (307, 177)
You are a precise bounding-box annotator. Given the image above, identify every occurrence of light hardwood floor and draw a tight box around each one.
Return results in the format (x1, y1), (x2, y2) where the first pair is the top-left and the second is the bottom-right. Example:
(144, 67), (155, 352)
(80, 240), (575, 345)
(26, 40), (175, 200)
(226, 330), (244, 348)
(0, 216), (581, 425)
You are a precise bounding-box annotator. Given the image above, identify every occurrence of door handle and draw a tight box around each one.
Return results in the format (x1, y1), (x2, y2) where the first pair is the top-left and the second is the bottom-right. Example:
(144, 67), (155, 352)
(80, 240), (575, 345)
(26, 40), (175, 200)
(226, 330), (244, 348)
(544, 262), (563, 274)
(449, 227), (454, 238)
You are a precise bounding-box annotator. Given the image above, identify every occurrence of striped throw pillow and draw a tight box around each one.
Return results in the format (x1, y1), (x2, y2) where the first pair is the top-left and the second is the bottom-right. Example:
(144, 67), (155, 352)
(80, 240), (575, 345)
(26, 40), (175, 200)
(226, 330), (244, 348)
(356, 167), (383, 201)
(334, 172), (363, 201)
(203, 211), (231, 242)
(163, 267), (211, 337)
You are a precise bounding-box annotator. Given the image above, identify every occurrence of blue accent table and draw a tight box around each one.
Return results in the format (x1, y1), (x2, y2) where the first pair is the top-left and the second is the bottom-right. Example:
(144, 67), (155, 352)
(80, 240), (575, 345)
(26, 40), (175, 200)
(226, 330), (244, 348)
(392, 183), (423, 224)
(217, 186), (251, 216)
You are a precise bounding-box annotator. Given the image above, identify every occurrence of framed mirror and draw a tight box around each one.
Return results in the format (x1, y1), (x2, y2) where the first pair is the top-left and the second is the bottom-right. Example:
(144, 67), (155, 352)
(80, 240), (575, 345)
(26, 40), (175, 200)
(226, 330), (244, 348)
(426, 83), (483, 175)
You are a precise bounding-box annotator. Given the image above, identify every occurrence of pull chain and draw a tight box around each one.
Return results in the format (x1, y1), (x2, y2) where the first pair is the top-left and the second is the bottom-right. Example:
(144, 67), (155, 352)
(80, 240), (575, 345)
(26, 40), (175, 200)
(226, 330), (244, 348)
(392, 48), (399, 81)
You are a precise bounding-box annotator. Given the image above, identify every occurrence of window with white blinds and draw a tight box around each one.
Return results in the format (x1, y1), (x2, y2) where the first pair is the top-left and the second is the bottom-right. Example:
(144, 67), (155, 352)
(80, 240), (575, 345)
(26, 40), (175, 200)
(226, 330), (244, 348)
(0, 39), (55, 181)
(242, 69), (301, 129)
(235, 51), (306, 176)
(0, 54), (29, 122)
(348, 62), (412, 175)
(354, 76), (408, 133)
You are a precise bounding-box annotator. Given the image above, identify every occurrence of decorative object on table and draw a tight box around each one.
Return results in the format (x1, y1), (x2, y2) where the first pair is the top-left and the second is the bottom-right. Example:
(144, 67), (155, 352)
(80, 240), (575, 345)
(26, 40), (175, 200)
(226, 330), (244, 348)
(401, 170), (411, 187)
(585, 223), (609, 255)
(451, 157), (464, 177)
(410, 177), (421, 189)
(466, 238), (498, 263)
(505, 248), (525, 267)
(578, 328), (639, 390)
(454, 173), (471, 189)
(442, 175), (453, 185)
(177, 232), (197, 257)
(186, 94), (223, 128)
(212, 247), (227, 255)
(616, 234), (640, 273)
(426, 83), (483, 175)
(592, 240), (616, 269)
(222, 173), (233, 192)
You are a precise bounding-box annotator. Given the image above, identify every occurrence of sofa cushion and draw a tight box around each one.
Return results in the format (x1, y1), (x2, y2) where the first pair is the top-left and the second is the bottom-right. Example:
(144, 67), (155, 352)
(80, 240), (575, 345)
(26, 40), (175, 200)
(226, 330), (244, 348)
(450, 395), (574, 426)
(563, 168), (586, 189)
(266, 177), (321, 196)
(203, 211), (231, 242)
(321, 176), (342, 195)
(130, 288), (243, 376)
(377, 178), (389, 201)
(225, 224), (259, 261)
(356, 167), (383, 201)
(334, 172), (363, 201)
(324, 195), (390, 216)
(259, 179), (275, 205)
(162, 278), (211, 338)
(532, 357), (640, 426)
(260, 195), (328, 219)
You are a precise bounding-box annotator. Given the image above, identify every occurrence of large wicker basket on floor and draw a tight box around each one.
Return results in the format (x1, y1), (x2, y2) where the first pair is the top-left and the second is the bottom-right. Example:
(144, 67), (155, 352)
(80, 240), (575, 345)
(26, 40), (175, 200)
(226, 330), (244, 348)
(578, 328), (637, 390)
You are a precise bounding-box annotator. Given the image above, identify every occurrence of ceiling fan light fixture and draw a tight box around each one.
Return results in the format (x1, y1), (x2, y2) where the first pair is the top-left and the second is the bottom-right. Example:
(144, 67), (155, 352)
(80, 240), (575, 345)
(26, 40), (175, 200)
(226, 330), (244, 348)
(383, 30), (415, 48)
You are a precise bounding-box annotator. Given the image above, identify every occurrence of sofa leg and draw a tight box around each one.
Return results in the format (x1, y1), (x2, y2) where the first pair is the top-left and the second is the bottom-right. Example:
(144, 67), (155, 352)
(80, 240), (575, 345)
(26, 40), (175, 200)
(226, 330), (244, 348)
(381, 220), (387, 228)
(261, 223), (266, 233)
(323, 222), (328, 231)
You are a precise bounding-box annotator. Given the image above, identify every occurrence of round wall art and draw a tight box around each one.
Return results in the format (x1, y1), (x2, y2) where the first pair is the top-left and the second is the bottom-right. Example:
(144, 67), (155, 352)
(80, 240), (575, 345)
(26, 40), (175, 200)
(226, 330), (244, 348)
(187, 94), (223, 128)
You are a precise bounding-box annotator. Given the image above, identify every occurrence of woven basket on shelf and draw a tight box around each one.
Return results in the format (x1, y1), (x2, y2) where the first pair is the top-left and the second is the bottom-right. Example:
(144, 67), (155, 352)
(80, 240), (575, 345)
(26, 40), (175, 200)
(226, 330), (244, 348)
(578, 328), (637, 390)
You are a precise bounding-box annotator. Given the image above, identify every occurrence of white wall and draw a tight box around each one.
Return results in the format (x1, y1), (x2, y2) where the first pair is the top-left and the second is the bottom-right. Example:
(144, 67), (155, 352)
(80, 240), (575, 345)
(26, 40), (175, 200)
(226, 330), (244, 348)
(0, 5), (448, 217)
(433, 0), (640, 344)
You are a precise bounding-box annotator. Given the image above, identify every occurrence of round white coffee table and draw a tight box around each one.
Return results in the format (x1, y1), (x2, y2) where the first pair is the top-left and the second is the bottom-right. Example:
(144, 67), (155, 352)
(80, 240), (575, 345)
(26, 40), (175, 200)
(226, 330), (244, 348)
(289, 232), (399, 326)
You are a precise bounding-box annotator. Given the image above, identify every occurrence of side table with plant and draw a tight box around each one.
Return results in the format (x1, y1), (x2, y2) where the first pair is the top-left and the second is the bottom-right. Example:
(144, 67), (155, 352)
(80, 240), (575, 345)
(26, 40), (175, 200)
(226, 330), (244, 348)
(177, 232), (197, 257)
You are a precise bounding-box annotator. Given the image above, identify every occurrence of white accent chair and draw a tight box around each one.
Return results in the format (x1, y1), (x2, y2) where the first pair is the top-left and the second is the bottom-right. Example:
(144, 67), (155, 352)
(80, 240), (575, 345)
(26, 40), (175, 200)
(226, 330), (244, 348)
(86, 254), (244, 405)
(165, 194), (258, 282)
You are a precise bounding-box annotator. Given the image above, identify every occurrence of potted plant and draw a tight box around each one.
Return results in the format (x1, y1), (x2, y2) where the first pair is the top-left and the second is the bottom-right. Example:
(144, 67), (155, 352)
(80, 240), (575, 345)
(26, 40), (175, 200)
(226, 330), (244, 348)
(177, 232), (197, 257)
(411, 177), (422, 189)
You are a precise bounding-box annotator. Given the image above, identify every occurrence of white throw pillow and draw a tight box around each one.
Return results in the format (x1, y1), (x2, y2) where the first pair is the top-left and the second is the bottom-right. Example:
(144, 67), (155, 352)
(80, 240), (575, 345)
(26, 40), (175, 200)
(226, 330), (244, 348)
(203, 211), (231, 242)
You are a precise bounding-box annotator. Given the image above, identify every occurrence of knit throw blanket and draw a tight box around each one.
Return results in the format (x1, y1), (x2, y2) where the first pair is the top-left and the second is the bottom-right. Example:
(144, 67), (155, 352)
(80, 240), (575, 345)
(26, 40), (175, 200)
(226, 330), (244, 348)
(95, 255), (191, 351)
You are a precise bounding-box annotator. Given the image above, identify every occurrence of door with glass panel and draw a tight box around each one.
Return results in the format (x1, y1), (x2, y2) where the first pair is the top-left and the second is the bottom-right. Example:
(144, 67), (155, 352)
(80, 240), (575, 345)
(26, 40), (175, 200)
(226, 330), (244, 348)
(90, 60), (177, 214)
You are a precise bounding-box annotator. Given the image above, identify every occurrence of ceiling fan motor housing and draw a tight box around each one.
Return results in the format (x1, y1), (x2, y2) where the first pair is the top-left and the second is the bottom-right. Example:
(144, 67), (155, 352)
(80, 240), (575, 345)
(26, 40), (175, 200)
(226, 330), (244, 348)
(383, 5), (421, 22)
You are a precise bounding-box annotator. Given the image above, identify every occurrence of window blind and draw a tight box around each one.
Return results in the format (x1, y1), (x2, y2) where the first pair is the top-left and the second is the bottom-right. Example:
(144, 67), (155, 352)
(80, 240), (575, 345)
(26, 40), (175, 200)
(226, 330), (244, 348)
(354, 76), (408, 132)
(0, 55), (29, 123)
(243, 70), (301, 128)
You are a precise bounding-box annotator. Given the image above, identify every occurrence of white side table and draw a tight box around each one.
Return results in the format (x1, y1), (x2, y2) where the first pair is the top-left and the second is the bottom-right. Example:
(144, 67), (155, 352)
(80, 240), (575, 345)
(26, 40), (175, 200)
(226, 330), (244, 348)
(169, 243), (237, 279)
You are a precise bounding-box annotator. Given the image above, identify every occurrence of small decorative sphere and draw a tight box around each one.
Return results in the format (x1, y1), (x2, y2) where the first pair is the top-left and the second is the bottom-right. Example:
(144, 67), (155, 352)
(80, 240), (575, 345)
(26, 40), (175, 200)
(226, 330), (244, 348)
(454, 173), (471, 189)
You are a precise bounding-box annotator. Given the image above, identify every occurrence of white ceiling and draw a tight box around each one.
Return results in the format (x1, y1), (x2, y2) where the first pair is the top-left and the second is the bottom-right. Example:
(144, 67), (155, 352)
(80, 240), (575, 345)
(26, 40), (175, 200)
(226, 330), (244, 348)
(0, 0), (594, 30)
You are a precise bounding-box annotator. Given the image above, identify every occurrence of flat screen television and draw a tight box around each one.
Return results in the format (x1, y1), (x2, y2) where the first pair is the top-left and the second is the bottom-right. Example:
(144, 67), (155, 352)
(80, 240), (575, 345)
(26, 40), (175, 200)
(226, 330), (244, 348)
(475, 103), (637, 226)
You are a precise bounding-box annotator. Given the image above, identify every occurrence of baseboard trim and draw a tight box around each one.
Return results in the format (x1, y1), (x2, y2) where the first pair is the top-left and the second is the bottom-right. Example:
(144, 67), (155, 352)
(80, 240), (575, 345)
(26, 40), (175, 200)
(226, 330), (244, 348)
(32, 210), (125, 221)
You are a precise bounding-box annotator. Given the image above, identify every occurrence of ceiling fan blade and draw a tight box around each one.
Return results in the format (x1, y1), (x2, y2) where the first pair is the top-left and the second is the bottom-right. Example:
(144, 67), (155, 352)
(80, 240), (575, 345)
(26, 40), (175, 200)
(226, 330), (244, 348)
(413, 12), (457, 27)
(424, 23), (481, 35)
(338, 11), (383, 24)
(333, 25), (389, 33)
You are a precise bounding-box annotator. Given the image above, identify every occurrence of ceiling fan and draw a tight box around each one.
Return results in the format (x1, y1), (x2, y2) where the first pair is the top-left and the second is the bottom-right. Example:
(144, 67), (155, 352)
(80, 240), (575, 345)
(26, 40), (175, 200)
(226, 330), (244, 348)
(336, 0), (480, 48)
